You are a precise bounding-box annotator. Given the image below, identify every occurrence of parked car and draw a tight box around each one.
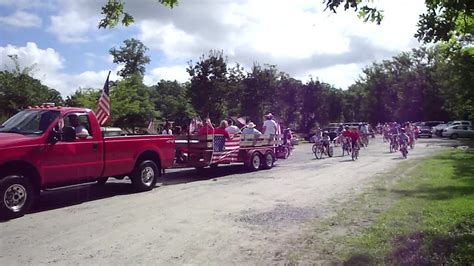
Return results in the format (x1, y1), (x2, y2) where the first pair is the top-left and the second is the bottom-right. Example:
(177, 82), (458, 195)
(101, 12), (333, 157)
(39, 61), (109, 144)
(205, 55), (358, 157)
(434, 121), (472, 136)
(418, 126), (433, 138)
(442, 125), (474, 139)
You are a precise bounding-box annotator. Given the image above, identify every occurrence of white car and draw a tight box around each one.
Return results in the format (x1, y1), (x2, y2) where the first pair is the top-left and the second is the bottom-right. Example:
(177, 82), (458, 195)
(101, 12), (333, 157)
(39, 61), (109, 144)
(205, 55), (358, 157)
(442, 125), (474, 139)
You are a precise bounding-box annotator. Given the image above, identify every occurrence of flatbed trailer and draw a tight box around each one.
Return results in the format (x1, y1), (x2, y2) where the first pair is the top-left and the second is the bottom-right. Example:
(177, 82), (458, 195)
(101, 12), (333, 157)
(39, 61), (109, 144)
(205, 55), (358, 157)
(172, 134), (286, 171)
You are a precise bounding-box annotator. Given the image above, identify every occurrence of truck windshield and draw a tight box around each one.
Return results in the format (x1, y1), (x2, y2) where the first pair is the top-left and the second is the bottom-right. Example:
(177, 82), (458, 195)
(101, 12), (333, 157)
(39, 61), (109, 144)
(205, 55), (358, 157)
(0, 110), (60, 135)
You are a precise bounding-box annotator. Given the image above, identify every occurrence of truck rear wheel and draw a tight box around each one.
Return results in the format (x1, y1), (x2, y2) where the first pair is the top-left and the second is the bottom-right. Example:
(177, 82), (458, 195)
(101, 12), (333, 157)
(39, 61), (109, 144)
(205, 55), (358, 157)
(0, 175), (36, 220)
(131, 160), (159, 192)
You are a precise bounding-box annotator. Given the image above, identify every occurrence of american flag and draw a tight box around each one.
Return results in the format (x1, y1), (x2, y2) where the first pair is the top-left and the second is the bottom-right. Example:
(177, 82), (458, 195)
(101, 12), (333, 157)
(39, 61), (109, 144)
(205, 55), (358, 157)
(96, 71), (111, 126)
(210, 135), (241, 164)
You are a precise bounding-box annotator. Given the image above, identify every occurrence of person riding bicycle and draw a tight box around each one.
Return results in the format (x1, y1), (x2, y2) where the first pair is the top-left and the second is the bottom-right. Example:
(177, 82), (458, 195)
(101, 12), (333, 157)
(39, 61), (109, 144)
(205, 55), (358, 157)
(398, 128), (410, 152)
(343, 127), (360, 151)
(312, 127), (323, 144)
(322, 131), (331, 152)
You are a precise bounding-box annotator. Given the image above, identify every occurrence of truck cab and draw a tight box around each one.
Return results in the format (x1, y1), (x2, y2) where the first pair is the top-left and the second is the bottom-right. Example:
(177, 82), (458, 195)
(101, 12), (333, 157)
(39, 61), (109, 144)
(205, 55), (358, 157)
(0, 106), (175, 219)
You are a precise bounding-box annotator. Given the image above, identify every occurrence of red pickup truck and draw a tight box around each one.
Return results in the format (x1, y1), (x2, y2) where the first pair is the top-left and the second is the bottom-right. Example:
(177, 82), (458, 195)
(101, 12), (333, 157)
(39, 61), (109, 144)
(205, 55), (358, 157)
(0, 107), (175, 219)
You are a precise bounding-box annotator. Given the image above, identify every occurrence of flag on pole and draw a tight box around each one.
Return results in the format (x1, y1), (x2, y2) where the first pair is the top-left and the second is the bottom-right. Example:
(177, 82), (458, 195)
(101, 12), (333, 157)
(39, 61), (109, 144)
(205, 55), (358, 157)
(96, 71), (111, 126)
(210, 135), (241, 164)
(147, 119), (158, 134)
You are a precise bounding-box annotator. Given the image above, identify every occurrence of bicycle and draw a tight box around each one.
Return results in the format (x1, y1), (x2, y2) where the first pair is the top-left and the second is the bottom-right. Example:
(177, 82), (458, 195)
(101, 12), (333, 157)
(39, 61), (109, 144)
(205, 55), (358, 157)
(361, 134), (369, 147)
(313, 142), (334, 159)
(389, 135), (398, 153)
(400, 141), (408, 159)
(341, 137), (352, 156)
(351, 142), (359, 161)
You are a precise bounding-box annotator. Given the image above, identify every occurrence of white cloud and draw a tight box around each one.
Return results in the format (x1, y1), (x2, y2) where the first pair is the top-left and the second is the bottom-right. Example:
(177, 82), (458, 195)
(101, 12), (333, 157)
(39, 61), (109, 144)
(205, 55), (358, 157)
(46, 0), (103, 43)
(2, 0), (428, 91)
(0, 42), (64, 74)
(128, 0), (426, 87)
(144, 65), (189, 85)
(297, 63), (363, 89)
(48, 10), (93, 43)
(0, 10), (42, 27)
(0, 42), (118, 96)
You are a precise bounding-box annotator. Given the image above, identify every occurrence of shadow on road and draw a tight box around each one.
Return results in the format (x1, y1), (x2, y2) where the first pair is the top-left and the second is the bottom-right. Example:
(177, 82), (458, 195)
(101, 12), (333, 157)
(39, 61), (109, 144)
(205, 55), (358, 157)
(26, 164), (252, 216)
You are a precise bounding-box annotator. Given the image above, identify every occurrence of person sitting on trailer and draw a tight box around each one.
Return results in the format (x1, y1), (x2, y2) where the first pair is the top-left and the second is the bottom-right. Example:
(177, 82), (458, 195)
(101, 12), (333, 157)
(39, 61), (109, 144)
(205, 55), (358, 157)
(214, 120), (231, 140)
(242, 122), (262, 135)
(198, 118), (214, 135)
(226, 118), (241, 137)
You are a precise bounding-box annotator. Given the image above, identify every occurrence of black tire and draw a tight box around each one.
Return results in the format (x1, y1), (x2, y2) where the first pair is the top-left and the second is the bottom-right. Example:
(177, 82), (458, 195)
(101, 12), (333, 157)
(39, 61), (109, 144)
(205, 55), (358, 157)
(285, 146), (292, 159)
(328, 146), (334, 157)
(0, 175), (36, 220)
(450, 134), (458, 139)
(246, 152), (261, 171)
(261, 152), (275, 169)
(131, 160), (159, 192)
(96, 177), (108, 186)
(314, 146), (323, 159)
(312, 144), (317, 154)
(352, 148), (358, 161)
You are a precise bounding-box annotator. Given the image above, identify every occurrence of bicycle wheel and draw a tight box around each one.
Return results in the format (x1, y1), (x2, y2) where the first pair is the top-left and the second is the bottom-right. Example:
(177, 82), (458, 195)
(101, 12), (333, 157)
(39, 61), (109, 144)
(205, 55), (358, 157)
(312, 144), (317, 154)
(314, 147), (323, 159)
(328, 146), (334, 157)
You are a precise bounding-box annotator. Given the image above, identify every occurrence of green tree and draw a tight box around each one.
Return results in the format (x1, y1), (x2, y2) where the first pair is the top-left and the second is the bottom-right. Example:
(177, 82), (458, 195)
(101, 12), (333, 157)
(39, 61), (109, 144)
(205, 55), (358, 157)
(0, 68), (63, 120)
(241, 63), (279, 126)
(148, 80), (195, 126)
(109, 38), (151, 78)
(65, 88), (101, 110)
(110, 74), (158, 132)
(186, 50), (230, 121)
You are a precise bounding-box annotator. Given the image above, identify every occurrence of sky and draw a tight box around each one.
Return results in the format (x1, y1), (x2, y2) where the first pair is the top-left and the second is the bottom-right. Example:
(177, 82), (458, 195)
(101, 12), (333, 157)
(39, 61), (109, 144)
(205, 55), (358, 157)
(0, 0), (427, 97)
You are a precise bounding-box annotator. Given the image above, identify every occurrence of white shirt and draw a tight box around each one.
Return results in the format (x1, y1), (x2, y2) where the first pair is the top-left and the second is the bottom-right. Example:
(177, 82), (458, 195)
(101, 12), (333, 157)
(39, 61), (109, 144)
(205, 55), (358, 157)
(75, 125), (89, 139)
(263, 119), (277, 135)
(226, 125), (240, 135)
(162, 129), (172, 135)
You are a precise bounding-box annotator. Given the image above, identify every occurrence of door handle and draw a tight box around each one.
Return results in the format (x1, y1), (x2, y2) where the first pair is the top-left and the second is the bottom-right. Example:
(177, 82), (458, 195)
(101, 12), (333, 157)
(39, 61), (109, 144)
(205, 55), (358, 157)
(92, 143), (99, 151)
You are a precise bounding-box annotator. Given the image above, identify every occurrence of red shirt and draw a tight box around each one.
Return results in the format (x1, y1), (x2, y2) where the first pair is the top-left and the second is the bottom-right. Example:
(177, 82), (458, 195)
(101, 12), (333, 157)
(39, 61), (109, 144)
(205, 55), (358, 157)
(214, 127), (231, 140)
(343, 130), (360, 141)
(198, 125), (214, 135)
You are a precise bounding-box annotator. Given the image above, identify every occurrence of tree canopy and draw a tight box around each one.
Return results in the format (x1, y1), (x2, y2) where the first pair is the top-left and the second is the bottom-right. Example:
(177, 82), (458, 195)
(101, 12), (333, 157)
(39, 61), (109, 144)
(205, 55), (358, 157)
(109, 38), (151, 78)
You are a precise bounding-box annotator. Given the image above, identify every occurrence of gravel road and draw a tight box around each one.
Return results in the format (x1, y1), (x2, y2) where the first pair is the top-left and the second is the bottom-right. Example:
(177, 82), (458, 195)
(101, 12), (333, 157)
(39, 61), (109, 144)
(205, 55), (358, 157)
(0, 137), (455, 265)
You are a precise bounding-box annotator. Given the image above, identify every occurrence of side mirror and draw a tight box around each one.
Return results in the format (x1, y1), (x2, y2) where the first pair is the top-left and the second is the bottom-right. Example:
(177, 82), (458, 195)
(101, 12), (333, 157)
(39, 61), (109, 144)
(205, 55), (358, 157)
(62, 126), (76, 142)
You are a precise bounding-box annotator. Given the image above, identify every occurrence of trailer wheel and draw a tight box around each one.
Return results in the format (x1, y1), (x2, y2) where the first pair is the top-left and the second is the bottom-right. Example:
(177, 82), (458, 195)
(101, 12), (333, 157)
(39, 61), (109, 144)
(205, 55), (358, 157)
(261, 152), (275, 169)
(0, 175), (36, 220)
(131, 160), (159, 192)
(246, 152), (261, 171)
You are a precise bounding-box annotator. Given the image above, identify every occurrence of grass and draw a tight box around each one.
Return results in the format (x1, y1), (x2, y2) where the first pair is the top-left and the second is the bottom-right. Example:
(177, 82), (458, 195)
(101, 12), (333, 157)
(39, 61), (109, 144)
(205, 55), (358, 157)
(287, 149), (474, 265)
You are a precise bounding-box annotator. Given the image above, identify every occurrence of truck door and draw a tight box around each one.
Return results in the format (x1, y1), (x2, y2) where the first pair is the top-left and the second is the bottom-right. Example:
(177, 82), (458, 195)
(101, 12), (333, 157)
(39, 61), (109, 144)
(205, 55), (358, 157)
(40, 112), (103, 187)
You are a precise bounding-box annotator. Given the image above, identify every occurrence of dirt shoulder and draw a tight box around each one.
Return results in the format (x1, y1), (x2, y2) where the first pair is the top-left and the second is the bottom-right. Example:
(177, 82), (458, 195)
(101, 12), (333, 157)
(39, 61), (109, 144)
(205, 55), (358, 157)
(0, 137), (453, 265)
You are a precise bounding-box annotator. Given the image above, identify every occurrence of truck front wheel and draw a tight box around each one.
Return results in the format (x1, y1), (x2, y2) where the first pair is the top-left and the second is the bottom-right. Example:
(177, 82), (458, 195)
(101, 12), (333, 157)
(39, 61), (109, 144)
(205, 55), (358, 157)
(131, 160), (159, 192)
(0, 175), (36, 220)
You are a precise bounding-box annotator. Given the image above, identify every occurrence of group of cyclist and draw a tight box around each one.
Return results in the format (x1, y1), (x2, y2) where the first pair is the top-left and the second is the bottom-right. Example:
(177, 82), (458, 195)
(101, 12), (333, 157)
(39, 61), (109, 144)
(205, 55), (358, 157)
(311, 121), (416, 160)
(312, 123), (371, 160)
(379, 122), (416, 156)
